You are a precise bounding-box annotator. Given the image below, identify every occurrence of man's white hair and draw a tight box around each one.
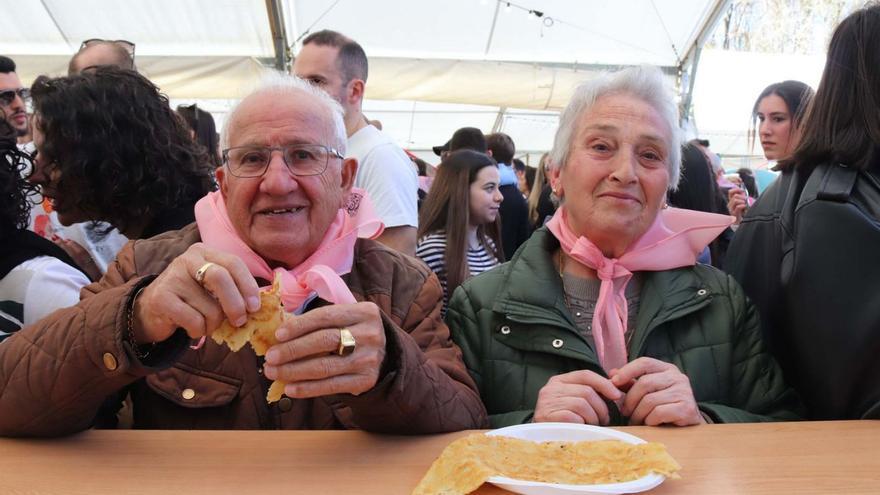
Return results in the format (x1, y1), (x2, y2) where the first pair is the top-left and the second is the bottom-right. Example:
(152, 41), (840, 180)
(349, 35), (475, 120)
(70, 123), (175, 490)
(220, 71), (347, 155)
(549, 65), (682, 190)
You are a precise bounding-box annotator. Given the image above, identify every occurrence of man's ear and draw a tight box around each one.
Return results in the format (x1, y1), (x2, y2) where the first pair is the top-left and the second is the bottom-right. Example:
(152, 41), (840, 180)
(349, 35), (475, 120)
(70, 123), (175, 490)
(215, 166), (228, 196)
(486, 149), (493, 158)
(341, 157), (357, 192)
(347, 79), (365, 107)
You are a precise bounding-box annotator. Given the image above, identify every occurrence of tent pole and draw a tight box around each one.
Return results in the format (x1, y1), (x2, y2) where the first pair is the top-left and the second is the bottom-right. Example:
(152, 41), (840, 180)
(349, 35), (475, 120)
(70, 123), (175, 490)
(265, 0), (290, 71)
(678, 0), (732, 124)
(485, 1), (502, 55)
(491, 107), (507, 132)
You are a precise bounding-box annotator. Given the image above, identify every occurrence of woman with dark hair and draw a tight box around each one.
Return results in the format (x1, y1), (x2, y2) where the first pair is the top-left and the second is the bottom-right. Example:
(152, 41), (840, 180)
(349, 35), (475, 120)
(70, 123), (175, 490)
(750, 80), (814, 162)
(177, 103), (221, 168)
(0, 117), (89, 341)
(27, 67), (215, 242)
(730, 80), (815, 220)
(727, 4), (880, 420)
(416, 150), (504, 314)
(668, 144), (732, 267)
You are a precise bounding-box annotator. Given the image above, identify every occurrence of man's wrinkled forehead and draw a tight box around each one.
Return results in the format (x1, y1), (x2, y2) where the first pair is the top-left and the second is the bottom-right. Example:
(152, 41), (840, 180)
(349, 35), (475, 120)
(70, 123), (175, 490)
(228, 90), (333, 146)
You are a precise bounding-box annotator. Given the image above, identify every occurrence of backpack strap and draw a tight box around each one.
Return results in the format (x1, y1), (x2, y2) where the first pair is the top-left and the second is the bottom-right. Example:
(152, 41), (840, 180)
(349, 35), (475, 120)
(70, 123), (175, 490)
(816, 163), (858, 202)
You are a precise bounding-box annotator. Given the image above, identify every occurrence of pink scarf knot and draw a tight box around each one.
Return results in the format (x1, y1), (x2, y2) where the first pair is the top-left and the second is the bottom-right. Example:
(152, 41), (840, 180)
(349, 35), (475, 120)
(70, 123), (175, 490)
(194, 188), (384, 311)
(546, 206), (733, 372)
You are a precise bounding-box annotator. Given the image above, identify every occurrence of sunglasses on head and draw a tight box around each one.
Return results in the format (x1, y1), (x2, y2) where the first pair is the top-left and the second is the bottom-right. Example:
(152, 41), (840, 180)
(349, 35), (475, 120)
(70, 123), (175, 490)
(79, 38), (136, 58)
(0, 88), (30, 106)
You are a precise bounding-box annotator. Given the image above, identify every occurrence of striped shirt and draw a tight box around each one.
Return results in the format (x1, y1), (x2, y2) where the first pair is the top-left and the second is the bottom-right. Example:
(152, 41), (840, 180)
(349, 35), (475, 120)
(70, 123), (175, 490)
(416, 230), (501, 314)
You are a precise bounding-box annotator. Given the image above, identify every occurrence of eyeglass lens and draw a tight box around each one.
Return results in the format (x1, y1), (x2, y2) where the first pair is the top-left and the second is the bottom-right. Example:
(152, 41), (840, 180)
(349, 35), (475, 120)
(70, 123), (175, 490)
(226, 145), (333, 177)
(0, 89), (30, 106)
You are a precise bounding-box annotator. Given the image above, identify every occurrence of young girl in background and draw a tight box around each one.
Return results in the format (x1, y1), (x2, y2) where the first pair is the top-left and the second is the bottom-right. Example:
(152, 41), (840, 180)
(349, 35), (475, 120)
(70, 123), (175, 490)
(730, 80), (814, 221)
(416, 150), (504, 314)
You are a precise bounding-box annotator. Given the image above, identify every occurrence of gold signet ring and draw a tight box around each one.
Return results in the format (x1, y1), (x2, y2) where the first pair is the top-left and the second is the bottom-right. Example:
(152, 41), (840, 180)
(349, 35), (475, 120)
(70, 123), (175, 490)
(338, 328), (356, 357)
(194, 262), (217, 286)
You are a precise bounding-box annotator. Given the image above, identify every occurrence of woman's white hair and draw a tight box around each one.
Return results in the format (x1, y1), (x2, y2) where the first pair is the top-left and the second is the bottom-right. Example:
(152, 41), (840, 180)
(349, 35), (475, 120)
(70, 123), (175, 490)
(549, 65), (682, 190)
(220, 71), (347, 155)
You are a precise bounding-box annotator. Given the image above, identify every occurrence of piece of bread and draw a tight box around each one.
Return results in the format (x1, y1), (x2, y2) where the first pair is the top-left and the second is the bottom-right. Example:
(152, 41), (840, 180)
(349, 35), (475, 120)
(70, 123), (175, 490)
(212, 274), (287, 403)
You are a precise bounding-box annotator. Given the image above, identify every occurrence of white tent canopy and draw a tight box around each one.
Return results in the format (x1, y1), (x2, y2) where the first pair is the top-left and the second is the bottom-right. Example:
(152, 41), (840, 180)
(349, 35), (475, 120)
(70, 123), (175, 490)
(3, 0), (732, 159)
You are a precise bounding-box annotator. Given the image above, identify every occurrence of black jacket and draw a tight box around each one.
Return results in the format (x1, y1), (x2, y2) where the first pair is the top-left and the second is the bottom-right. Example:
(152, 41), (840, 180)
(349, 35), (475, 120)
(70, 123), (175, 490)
(726, 161), (880, 420)
(499, 184), (530, 260)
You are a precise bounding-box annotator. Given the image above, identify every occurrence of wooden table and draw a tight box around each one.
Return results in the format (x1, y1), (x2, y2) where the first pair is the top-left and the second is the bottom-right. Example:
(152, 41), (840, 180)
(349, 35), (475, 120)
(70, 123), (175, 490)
(1, 421), (878, 494)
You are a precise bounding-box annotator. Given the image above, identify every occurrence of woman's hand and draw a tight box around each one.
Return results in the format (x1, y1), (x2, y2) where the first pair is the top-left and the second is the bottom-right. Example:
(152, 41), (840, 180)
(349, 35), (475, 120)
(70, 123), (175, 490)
(727, 187), (749, 225)
(533, 370), (623, 425)
(610, 357), (705, 426)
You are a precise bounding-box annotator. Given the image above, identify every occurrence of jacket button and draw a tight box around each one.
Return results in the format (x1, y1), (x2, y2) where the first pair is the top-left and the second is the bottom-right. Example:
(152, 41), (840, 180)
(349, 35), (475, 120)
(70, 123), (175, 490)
(278, 397), (293, 412)
(500, 325), (511, 335)
(181, 388), (196, 400)
(552, 338), (564, 348)
(697, 289), (708, 296)
(102, 352), (118, 371)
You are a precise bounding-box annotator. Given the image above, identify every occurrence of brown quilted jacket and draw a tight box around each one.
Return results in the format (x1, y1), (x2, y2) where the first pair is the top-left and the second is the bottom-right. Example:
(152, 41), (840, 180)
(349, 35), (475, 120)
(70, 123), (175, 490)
(0, 224), (488, 436)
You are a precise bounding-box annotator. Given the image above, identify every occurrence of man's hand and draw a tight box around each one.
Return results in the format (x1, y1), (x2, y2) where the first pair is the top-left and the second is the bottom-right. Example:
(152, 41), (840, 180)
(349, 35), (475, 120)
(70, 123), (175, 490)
(533, 370), (623, 425)
(728, 187), (749, 224)
(263, 302), (387, 398)
(132, 243), (261, 344)
(610, 357), (705, 426)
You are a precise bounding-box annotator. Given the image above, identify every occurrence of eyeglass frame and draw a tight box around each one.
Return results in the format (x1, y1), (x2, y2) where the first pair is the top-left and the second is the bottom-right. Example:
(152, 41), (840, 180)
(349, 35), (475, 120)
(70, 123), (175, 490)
(0, 88), (30, 106)
(221, 144), (345, 178)
(80, 38), (136, 56)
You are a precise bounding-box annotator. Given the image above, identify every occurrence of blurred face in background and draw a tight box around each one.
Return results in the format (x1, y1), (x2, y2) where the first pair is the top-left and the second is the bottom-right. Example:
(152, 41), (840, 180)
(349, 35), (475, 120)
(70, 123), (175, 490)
(756, 94), (796, 160)
(0, 71), (29, 137)
(469, 165), (503, 227)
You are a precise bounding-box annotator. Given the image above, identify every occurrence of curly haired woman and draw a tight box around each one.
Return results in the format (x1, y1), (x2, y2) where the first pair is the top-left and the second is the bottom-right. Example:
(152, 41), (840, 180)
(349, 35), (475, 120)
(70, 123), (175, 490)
(0, 117), (89, 340)
(27, 67), (216, 243)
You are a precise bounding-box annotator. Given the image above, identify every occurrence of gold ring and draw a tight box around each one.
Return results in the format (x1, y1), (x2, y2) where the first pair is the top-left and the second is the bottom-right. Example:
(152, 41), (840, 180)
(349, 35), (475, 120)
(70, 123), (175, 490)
(194, 262), (216, 286)
(338, 328), (356, 357)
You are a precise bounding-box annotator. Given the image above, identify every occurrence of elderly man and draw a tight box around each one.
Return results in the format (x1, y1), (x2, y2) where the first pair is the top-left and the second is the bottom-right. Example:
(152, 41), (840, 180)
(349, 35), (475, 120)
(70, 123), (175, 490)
(293, 30), (418, 256)
(0, 74), (486, 437)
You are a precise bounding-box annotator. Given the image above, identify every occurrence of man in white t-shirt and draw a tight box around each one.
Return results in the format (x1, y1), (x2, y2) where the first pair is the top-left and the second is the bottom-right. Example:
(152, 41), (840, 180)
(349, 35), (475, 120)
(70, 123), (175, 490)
(293, 30), (418, 255)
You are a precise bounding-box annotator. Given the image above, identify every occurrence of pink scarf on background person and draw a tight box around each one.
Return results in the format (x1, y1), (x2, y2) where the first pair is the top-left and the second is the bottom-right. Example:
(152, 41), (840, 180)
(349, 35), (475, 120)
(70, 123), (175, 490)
(545, 206), (733, 373)
(194, 188), (384, 311)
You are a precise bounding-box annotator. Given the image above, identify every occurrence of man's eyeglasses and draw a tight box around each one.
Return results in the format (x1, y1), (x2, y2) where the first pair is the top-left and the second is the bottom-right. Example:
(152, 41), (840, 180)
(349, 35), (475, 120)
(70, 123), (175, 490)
(80, 38), (136, 56)
(222, 144), (344, 178)
(0, 88), (30, 106)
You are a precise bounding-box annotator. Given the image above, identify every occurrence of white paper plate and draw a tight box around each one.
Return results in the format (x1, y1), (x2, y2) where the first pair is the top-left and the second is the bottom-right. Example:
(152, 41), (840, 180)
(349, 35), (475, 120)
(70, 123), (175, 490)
(485, 423), (667, 495)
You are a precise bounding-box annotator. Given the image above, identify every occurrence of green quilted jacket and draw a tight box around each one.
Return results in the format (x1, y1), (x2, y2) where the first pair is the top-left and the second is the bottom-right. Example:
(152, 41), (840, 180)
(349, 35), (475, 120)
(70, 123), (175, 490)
(447, 228), (803, 428)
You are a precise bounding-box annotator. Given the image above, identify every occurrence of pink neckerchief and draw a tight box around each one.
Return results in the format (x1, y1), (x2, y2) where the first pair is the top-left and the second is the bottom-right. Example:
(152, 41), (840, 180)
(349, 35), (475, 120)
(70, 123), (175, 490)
(194, 188), (384, 310)
(545, 206), (733, 372)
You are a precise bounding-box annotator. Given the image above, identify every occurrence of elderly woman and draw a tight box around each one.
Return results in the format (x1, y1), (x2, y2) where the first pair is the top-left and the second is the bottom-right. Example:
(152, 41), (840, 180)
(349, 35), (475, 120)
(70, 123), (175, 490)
(447, 66), (801, 428)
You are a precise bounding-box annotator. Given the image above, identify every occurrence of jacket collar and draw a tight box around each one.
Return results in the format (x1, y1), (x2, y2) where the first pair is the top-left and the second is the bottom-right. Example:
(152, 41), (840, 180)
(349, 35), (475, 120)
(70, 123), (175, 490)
(493, 228), (715, 343)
